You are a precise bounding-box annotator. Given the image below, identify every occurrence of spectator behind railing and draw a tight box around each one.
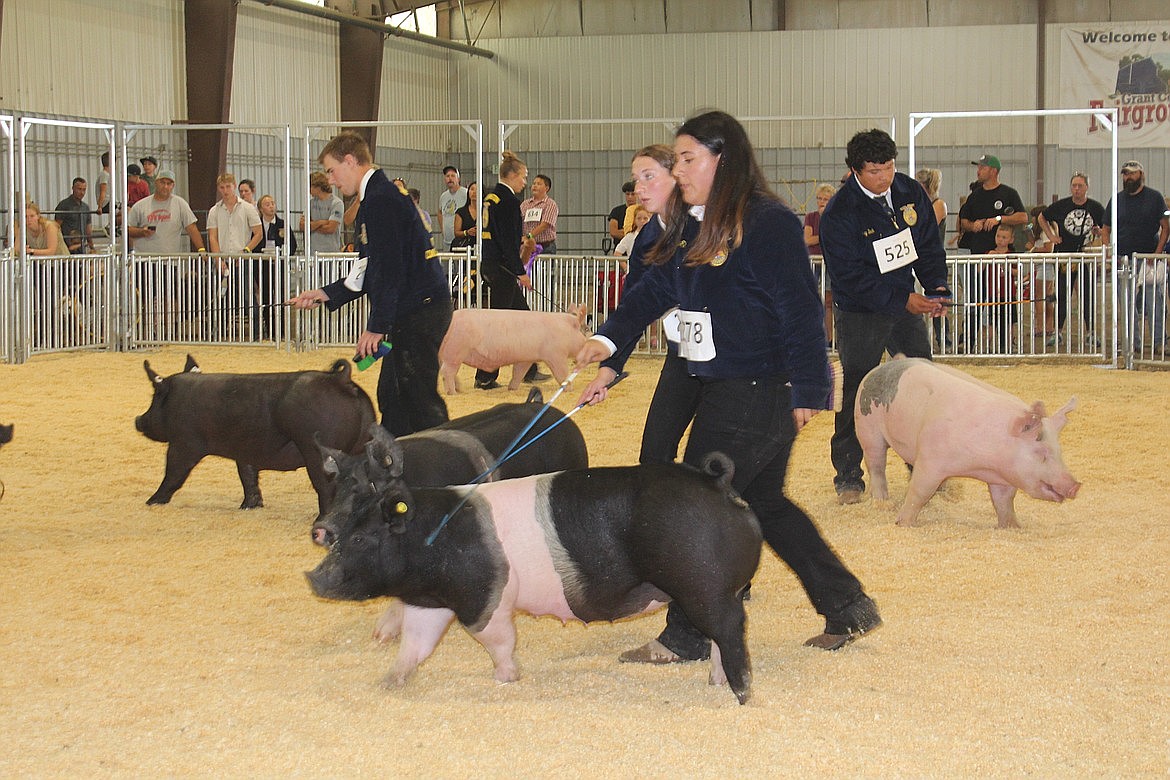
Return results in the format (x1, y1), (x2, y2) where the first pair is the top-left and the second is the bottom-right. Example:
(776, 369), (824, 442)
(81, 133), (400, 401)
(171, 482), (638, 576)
(451, 181), (478, 250)
(126, 169), (206, 254)
(15, 201), (67, 256)
(54, 177), (94, 254)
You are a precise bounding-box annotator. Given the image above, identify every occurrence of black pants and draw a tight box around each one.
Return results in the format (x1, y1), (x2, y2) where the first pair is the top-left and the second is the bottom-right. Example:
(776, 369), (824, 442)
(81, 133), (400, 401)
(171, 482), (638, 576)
(378, 296), (452, 436)
(831, 308), (933, 492)
(638, 352), (700, 464)
(475, 260), (533, 385)
(655, 375), (866, 659)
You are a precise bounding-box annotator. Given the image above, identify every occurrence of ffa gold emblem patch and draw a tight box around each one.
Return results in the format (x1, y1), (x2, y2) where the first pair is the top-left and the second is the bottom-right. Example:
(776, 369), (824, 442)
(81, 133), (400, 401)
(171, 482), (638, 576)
(901, 204), (918, 226)
(360, 223), (369, 245)
(711, 250), (728, 267)
(278, 228), (285, 239)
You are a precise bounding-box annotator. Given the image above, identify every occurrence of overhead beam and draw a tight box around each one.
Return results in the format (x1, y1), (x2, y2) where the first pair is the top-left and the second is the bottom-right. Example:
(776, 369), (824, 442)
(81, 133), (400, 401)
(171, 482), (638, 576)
(247, 0), (495, 59)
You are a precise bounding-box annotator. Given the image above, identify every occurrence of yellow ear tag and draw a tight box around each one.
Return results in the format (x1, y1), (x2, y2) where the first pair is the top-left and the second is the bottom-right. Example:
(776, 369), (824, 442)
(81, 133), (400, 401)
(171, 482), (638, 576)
(395, 502), (409, 514)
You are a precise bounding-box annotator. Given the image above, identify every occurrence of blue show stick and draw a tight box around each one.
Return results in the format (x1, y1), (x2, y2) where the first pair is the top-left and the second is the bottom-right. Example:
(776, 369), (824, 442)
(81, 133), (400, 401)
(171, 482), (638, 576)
(468, 371), (629, 481)
(425, 368), (581, 546)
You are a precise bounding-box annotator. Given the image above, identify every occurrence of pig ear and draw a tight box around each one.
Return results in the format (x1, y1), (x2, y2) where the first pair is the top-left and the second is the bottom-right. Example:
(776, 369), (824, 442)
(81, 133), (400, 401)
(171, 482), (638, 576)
(380, 493), (412, 532)
(143, 360), (163, 385)
(313, 432), (346, 478)
(1012, 402), (1047, 437)
(184, 354), (201, 373)
(1050, 396), (1077, 432)
(366, 424), (405, 479)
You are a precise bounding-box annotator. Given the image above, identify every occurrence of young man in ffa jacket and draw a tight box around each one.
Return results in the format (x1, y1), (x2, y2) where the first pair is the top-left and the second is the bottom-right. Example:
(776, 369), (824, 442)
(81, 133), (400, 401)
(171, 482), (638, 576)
(820, 128), (951, 505)
(289, 131), (451, 436)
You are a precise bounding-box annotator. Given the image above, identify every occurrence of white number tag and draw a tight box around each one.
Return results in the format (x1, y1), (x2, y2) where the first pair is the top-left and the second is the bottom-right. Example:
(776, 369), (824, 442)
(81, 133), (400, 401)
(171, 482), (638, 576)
(662, 308), (682, 344)
(873, 228), (918, 274)
(676, 310), (716, 361)
(344, 256), (368, 291)
(524, 207), (543, 223)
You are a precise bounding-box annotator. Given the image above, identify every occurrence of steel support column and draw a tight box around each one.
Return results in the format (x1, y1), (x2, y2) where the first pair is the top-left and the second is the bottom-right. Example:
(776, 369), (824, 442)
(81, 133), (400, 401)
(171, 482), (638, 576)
(184, 0), (238, 214)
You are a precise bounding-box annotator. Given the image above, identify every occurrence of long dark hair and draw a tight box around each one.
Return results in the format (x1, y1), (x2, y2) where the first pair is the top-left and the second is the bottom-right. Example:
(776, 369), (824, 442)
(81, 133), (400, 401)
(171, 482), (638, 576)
(668, 111), (780, 266)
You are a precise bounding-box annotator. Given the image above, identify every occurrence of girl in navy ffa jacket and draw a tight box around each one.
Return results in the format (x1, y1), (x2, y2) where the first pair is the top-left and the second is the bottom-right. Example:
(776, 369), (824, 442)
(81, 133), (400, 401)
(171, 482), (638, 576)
(577, 111), (881, 664)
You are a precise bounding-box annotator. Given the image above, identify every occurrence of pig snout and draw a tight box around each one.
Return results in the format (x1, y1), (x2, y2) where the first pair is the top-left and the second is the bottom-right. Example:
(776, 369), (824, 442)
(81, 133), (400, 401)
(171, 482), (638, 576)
(1041, 478), (1080, 503)
(311, 520), (337, 547)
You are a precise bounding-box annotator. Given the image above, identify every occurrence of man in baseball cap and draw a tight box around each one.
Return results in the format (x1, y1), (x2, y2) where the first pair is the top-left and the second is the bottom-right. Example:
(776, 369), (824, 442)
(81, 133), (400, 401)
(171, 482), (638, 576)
(971, 154), (1001, 170)
(126, 168), (206, 254)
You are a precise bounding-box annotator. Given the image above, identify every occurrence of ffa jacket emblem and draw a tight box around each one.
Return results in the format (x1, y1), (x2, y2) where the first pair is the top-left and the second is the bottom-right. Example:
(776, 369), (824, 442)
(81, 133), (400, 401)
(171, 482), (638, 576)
(900, 204), (917, 226)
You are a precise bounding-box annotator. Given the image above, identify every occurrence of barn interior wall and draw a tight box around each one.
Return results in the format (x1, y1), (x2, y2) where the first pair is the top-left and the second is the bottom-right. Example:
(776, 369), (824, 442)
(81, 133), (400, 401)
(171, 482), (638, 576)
(1, 0), (1165, 247)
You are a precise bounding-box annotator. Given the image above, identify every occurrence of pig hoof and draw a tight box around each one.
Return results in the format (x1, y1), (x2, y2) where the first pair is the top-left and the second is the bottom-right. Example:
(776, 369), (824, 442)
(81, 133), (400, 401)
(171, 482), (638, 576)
(618, 639), (691, 664)
(734, 686), (752, 705)
(380, 673), (410, 689)
(240, 500), (264, 510)
(145, 493), (171, 505)
(836, 488), (864, 506)
(493, 667), (519, 684)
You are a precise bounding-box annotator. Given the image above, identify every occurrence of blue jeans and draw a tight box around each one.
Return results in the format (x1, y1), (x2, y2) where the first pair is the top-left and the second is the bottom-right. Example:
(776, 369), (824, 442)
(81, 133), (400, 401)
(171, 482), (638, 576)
(1139, 281), (1166, 346)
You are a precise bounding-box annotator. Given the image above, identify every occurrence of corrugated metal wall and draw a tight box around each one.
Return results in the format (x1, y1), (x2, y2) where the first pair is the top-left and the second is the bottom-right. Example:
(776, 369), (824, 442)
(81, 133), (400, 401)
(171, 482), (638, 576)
(0, 0), (184, 124)
(3, 0), (1166, 251)
(230, 2), (341, 133)
(452, 25), (1038, 151)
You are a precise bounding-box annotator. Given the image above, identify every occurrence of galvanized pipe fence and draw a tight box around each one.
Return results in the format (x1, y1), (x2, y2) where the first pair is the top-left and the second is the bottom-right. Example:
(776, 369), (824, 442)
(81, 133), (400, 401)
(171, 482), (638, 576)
(1, 248), (1166, 369)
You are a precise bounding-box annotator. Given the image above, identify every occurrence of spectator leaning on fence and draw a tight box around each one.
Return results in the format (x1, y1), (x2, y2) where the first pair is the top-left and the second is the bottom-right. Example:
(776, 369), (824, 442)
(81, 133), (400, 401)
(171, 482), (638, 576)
(207, 173), (262, 259)
(126, 169), (206, 254)
(608, 179), (637, 242)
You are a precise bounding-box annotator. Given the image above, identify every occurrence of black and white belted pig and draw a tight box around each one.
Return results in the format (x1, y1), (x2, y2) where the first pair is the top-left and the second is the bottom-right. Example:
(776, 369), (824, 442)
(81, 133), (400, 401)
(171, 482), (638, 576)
(311, 387), (587, 546)
(306, 425), (763, 704)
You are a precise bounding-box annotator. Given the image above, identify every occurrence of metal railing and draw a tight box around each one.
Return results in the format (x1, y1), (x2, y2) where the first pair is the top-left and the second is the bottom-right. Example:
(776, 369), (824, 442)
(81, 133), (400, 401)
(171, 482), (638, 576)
(3, 248), (1166, 370)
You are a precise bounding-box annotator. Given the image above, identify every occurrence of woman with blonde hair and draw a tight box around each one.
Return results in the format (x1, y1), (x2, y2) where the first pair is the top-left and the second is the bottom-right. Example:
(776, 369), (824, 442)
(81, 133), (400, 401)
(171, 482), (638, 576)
(916, 167), (951, 348)
(17, 201), (66, 256)
(914, 167), (947, 241)
(474, 150), (542, 388)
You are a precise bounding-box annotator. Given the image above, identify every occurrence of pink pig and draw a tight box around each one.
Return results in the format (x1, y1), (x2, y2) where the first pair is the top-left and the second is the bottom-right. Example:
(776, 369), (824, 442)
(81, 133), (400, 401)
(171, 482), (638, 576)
(439, 306), (587, 393)
(856, 357), (1080, 528)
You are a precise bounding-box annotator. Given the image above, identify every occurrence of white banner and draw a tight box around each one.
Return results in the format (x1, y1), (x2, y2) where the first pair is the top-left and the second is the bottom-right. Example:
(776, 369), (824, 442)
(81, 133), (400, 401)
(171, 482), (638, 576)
(1059, 23), (1170, 148)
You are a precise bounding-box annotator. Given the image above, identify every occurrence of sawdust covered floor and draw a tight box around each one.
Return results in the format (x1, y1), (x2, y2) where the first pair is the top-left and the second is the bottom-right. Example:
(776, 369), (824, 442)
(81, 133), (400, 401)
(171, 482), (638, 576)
(0, 347), (1167, 777)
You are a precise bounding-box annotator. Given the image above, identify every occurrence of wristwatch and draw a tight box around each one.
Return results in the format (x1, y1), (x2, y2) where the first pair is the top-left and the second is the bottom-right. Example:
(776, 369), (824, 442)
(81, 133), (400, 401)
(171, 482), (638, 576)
(995, 215), (1002, 224)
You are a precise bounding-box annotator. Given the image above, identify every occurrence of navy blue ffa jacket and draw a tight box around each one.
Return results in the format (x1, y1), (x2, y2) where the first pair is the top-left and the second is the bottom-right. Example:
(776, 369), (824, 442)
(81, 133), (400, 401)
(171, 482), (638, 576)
(480, 181), (525, 276)
(820, 171), (949, 315)
(600, 217), (673, 374)
(322, 169), (445, 334)
(598, 197), (830, 410)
